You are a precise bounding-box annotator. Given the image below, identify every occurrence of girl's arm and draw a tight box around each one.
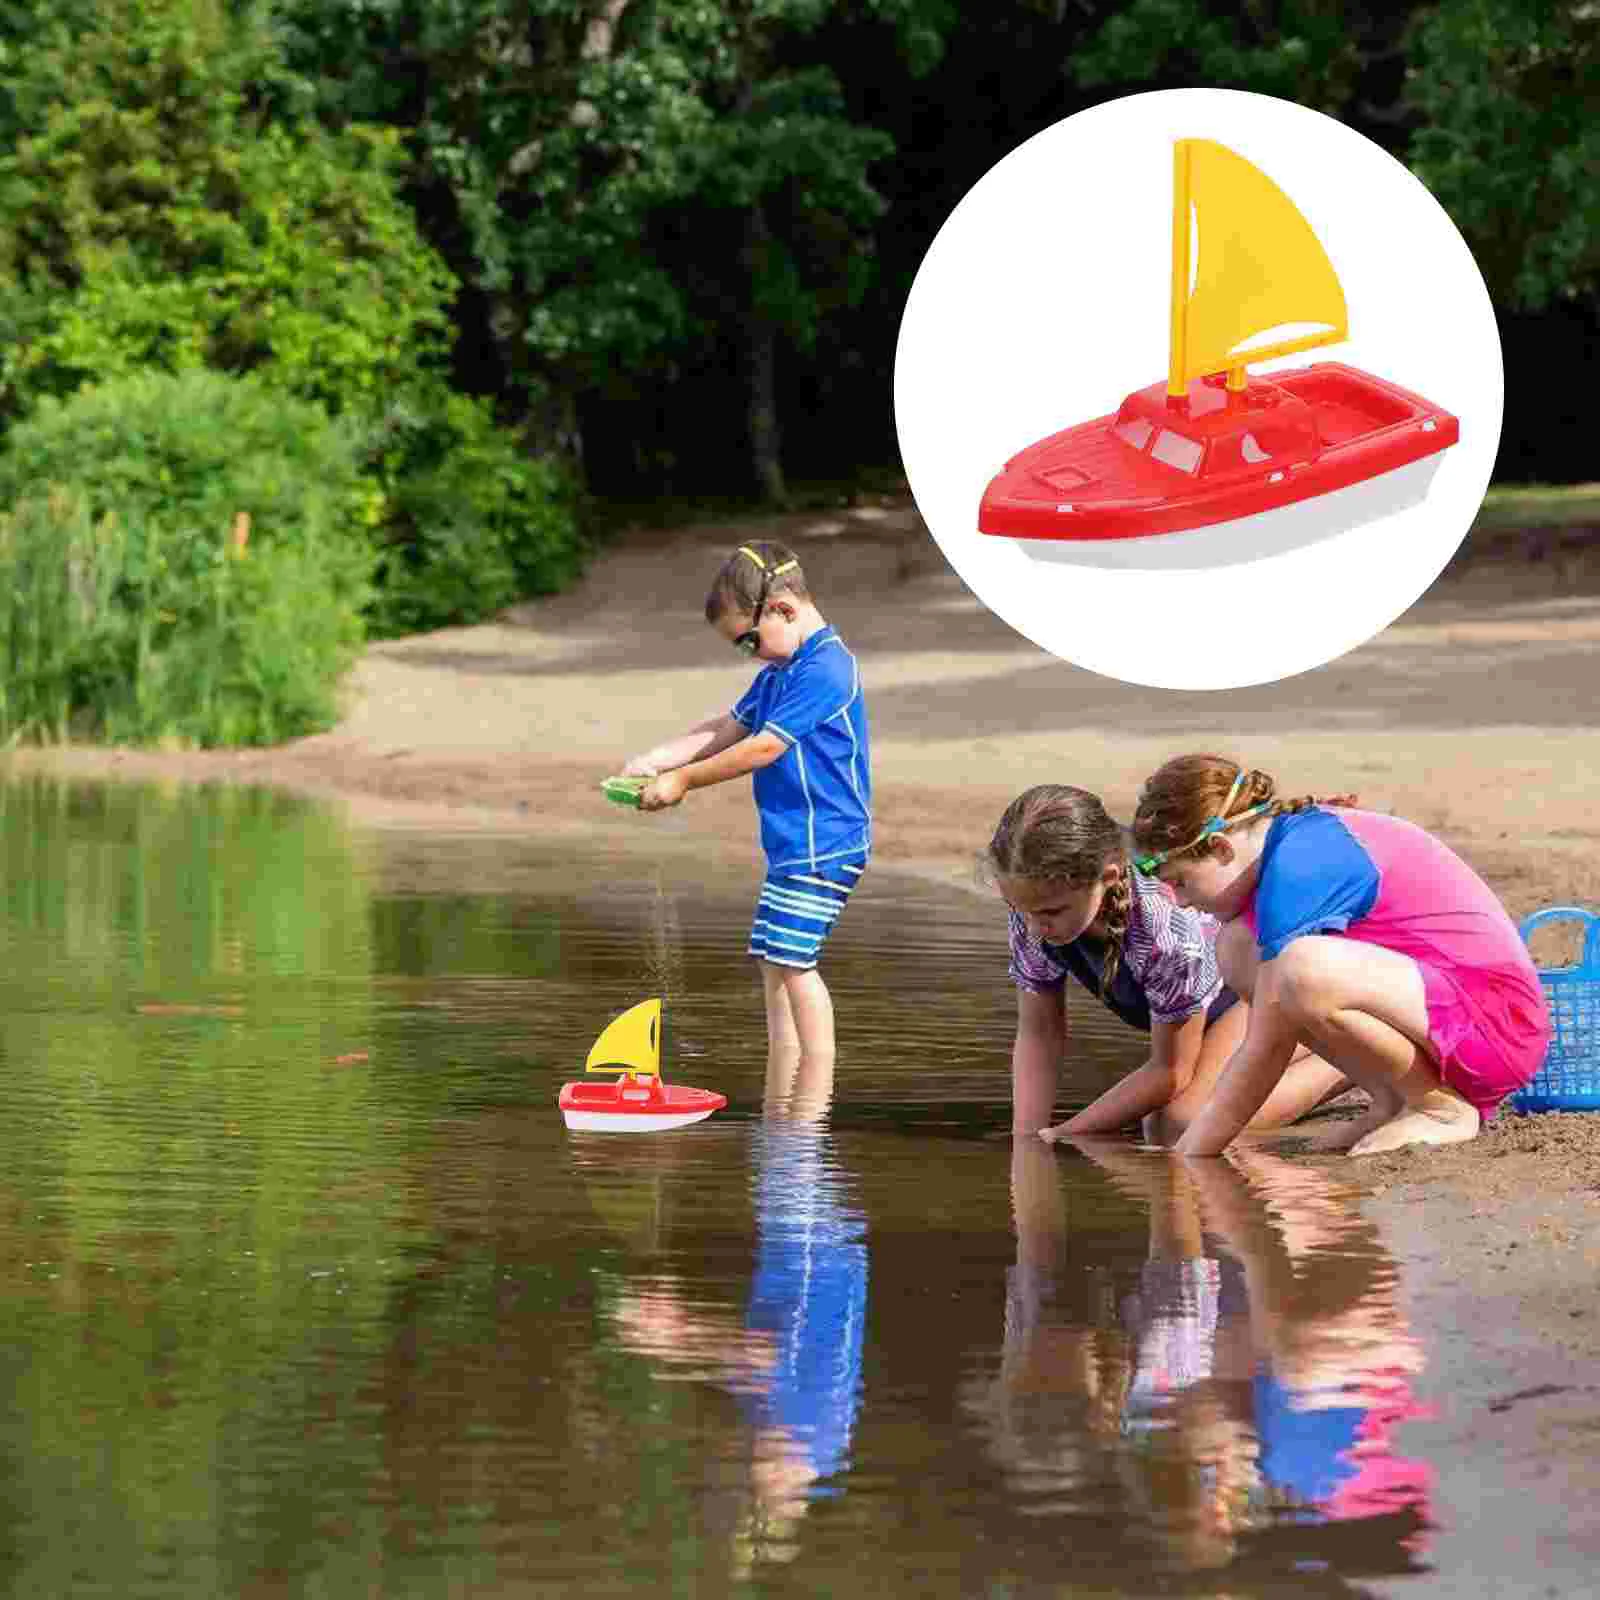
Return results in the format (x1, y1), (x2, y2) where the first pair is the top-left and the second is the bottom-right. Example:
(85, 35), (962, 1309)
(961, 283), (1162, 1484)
(1012, 986), (1066, 1136)
(624, 713), (748, 776)
(1041, 1008), (1208, 1139)
(1173, 973), (1301, 1156)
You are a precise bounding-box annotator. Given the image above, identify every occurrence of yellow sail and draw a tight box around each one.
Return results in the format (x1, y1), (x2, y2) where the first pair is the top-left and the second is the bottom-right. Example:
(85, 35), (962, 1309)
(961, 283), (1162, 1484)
(1168, 139), (1347, 396)
(585, 997), (661, 1077)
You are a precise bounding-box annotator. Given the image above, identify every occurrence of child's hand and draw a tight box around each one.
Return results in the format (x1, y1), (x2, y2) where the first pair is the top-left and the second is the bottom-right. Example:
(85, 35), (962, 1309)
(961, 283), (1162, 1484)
(639, 771), (688, 811)
(621, 755), (659, 778)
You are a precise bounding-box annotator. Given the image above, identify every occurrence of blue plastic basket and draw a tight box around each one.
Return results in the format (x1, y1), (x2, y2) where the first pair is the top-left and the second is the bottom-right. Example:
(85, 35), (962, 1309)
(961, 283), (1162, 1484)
(1508, 906), (1600, 1113)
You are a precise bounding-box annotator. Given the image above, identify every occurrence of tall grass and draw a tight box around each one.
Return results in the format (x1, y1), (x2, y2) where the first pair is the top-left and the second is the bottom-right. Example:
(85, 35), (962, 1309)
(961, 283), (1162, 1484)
(0, 491), (360, 747)
(0, 370), (373, 747)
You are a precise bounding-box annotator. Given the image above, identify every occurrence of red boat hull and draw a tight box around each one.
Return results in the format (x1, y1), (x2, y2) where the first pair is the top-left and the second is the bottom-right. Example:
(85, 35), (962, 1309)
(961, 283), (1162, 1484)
(558, 1076), (727, 1132)
(979, 363), (1458, 543)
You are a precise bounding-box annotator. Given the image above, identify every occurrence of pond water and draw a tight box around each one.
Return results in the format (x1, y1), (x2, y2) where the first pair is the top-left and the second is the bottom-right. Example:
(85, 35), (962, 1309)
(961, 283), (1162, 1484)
(0, 776), (1440, 1597)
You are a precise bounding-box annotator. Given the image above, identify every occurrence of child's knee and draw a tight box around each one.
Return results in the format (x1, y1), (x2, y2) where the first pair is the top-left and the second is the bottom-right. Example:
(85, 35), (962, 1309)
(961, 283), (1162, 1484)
(756, 958), (821, 991)
(1266, 941), (1335, 1025)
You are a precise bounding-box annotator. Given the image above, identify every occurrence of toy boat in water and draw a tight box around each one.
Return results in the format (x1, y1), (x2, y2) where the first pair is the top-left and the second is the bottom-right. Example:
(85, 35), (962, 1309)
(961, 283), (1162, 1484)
(980, 138), (1457, 546)
(558, 998), (727, 1132)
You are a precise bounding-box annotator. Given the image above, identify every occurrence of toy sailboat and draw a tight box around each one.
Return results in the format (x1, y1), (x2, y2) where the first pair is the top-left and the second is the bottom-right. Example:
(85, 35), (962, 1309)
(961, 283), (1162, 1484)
(558, 998), (727, 1132)
(979, 138), (1458, 545)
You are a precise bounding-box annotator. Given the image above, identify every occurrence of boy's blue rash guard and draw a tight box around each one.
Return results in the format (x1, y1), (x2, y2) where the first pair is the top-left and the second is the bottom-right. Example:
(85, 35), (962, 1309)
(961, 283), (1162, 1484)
(731, 625), (872, 872)
(1255, 808), (1381, 962)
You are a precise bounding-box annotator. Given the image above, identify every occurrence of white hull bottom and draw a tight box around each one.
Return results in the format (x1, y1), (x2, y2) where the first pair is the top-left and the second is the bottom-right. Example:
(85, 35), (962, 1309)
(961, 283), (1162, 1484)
(1016, 453), (1446, 573)
(561, 1107), (719, 1133)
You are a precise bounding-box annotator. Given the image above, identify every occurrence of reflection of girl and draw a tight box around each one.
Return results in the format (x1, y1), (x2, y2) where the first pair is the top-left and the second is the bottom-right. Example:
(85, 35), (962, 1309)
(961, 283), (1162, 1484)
(1186, 1149), (1434, 1546)
(961, 1138), (1130, 1500)
(1073, 1143), (1260, 1572)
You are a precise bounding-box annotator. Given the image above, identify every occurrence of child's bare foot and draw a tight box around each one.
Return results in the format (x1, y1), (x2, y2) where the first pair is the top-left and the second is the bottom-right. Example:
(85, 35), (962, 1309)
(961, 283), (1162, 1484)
(1347, 1089), (1480, 1156)
(1306, 1088), (1402, 1152)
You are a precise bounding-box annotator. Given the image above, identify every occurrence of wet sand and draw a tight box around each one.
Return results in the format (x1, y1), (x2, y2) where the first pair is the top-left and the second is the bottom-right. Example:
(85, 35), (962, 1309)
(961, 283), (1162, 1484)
(6, 498), (1600, 1578)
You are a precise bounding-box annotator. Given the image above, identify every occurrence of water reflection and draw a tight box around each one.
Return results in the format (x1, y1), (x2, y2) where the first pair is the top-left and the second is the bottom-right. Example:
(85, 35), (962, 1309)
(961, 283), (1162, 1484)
(0, 774), (1461, 1597)
(601, 1056), (867, 1581)
(973, 1137), (1435, 1589)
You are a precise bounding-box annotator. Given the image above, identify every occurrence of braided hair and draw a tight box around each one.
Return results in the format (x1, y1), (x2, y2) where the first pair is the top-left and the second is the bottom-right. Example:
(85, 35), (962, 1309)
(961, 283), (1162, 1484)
(1131, 754), (1357, 864)
(984, 785), (1132, 1000)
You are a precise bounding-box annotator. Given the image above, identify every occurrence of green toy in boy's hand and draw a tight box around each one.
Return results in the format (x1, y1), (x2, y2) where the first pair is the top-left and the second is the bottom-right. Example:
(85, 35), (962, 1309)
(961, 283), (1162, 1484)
(601, 775), (649, 808)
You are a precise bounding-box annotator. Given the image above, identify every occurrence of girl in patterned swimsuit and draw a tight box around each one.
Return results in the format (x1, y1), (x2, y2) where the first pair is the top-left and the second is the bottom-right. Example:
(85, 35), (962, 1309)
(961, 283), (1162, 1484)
(984, 785), (1346, 1143)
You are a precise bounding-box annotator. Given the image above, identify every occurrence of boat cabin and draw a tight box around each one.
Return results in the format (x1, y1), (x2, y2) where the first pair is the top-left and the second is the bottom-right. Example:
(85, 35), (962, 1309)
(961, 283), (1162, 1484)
(1111, 377), (1321, 480)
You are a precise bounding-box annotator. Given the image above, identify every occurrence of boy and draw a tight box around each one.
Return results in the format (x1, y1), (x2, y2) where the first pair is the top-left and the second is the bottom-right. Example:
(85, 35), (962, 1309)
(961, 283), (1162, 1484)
(622, 542), (872, 1078)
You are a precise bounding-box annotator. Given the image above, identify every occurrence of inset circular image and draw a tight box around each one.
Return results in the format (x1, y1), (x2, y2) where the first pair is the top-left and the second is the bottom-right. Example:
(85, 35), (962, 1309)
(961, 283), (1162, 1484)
(894, 88), (1502, 690)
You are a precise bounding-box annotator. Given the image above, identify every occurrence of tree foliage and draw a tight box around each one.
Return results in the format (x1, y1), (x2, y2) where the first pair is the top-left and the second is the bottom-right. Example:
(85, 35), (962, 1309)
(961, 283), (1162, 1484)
(0, 0), (458, 421)
(1069, 0), (1600, 313)
(276, 0), (951, 484)
(1406, 0), (1600, 310)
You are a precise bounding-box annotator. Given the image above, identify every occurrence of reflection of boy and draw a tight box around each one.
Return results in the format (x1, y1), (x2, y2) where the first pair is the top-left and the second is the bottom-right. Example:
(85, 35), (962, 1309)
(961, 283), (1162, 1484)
(741, 1122), (869, 1485)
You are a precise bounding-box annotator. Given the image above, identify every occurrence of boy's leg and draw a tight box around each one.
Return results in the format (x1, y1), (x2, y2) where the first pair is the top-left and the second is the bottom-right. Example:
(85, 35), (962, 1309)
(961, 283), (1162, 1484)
(760, 961), (803, 1095)
(758, 964), (836, 1120)
(747, 853), (862, 1080)
(778, 966), (836, 1068)
(1264, 936), (1478, 1155)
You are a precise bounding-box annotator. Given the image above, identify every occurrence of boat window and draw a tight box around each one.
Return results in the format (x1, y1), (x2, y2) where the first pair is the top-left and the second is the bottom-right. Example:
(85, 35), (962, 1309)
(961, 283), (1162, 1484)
(1151, 428), (1202, 474)
(1241, 432), (1270, 463)
(1114, 417), (1153, 450)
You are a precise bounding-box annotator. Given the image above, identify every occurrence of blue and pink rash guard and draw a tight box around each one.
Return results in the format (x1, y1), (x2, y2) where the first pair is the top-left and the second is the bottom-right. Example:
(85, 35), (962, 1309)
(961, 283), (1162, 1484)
(1241, 807), (1551, 1113)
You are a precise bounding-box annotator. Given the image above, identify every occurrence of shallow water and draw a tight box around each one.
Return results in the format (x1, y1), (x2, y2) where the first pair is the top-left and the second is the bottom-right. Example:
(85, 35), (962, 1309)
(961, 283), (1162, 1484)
(0, 777), (1441, 1596)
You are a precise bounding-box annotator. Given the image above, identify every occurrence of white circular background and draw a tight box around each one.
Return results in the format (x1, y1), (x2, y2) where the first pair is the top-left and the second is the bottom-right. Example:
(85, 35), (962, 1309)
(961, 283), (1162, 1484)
(893, 89), (1502, 690)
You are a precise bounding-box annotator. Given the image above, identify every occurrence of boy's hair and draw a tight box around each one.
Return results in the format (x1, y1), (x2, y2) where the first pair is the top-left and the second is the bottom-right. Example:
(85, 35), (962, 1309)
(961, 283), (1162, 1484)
(704, 541), (811, 623)
(983, 784), (1133, 1001)
(1131, 755), (1357, 864)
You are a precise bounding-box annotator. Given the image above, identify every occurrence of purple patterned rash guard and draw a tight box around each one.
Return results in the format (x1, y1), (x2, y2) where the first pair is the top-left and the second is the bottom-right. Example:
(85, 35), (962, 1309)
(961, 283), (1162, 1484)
(1008, 869), (1227, 1032)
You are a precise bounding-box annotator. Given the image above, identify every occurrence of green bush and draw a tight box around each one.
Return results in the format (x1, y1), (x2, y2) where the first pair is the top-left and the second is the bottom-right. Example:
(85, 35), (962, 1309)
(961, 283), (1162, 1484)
(363, 388), (586, 638)
(0, 370), (374, 747)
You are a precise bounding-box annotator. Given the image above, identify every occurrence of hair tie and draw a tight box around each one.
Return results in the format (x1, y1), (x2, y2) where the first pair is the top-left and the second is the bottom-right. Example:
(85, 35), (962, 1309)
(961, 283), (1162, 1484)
(1133, 766), (1271, 875)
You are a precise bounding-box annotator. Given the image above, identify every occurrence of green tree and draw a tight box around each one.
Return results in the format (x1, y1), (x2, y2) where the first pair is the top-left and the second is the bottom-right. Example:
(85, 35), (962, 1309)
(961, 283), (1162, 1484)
(0, 0), (457, 422)
(1070, 0), (1389, 114)
(278, 0), (951, 500)
(1068, 0), (1600, 313)
(1406, 0), (1600, 310)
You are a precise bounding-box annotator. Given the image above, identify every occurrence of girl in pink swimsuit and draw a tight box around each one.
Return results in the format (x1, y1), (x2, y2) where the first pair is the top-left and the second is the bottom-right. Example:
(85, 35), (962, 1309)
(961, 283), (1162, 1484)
(1128, 755), (1551, 1157)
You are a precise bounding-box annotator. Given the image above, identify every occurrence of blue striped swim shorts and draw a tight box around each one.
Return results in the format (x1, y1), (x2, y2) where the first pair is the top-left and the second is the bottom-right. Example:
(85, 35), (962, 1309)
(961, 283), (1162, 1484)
(747, 853), (867, 970)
